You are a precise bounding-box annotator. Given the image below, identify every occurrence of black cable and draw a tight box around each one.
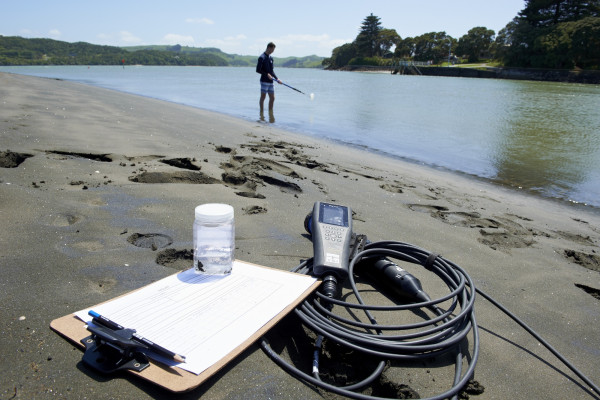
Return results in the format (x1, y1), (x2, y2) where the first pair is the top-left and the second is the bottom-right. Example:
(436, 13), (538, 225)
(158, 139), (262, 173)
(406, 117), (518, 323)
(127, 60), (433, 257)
(261, 239), (600, 399)
(475, 287), (600, 397)
(262, 240), (479, 400)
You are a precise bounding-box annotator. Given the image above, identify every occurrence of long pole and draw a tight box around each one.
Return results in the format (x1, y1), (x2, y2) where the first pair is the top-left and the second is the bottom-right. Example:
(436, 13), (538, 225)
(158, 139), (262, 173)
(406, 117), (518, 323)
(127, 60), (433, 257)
(279, 81), (306, 95)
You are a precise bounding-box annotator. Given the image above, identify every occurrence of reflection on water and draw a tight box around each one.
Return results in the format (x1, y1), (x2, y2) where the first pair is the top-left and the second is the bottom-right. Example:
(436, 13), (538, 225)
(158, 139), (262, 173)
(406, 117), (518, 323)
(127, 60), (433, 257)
(491, 81), (600, 205)
(259, 110), (275, 123)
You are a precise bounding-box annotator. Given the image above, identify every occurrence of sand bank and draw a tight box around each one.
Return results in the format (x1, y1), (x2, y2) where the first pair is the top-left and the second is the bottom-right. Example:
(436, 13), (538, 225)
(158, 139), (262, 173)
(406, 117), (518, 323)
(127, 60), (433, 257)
(1, 72), (599, 399)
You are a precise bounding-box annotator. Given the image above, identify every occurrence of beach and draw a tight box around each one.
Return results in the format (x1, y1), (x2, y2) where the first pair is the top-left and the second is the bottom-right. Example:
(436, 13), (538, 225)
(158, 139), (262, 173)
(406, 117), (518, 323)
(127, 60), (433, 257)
(1, 72), (599, 399)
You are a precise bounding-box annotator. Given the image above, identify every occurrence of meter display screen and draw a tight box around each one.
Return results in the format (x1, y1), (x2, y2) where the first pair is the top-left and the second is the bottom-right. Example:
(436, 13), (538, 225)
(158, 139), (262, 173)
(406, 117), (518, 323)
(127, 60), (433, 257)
(319, 203), (349, 227)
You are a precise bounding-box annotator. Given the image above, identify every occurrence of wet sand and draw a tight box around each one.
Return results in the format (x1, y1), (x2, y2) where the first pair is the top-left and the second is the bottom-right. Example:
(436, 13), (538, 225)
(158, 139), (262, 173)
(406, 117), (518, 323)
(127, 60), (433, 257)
(1, 72), (599, 399)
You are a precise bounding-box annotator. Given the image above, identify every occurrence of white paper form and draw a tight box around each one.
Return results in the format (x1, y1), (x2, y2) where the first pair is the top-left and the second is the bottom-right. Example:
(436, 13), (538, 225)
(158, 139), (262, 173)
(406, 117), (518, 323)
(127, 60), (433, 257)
(74, 260), (317, 375)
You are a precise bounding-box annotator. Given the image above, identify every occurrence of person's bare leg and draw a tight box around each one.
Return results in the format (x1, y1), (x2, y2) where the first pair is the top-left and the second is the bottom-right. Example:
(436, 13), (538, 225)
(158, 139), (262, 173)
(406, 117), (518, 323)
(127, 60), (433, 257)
(268, 92), (275, 111)
(259, 92), (267, 112)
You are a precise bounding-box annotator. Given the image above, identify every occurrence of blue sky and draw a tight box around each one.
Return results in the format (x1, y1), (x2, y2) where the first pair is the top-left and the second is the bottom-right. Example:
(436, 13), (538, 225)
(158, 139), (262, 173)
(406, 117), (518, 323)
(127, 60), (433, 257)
(2, 1), (526, 58)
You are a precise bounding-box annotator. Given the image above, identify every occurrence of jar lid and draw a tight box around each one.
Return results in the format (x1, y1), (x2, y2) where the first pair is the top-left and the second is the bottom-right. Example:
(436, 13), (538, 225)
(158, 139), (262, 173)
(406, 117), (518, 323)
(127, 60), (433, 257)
(195, 203), (234, 223)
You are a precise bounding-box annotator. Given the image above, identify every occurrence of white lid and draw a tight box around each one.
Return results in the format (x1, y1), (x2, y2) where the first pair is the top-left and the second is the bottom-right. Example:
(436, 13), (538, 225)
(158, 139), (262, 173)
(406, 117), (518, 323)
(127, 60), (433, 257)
(195, 203), (234, 223)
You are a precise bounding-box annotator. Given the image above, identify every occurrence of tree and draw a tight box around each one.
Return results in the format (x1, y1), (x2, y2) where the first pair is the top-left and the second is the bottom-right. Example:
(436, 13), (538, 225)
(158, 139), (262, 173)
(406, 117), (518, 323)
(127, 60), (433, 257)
(355, 14), (383, 57)
(519, 0), (600, 27)
(394, 37), (416, 59)
(378, 28), (402, 56)
(501, 0), (600, 68)
(322, 43), (357, 68)
(456, 27), (495, 62)
(569, 16), (600, 68)
(492, 18), (519, 61)
(533, 16), (600, 68)
(412, 32), (453, 64)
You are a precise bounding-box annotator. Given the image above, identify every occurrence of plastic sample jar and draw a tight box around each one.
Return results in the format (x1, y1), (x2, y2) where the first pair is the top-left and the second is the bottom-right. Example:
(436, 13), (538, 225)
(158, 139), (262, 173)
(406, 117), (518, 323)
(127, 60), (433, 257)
(193, 203), (235, 275)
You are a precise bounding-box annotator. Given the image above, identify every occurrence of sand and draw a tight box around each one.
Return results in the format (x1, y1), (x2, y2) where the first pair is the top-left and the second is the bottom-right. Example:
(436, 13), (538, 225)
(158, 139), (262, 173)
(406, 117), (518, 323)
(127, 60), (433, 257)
(1, 71), (599, 399)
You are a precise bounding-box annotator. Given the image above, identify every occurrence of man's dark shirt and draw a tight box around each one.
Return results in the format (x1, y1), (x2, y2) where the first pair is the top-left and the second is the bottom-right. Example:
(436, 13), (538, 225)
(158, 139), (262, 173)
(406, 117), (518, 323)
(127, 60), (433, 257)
(256, 52), (277, 83)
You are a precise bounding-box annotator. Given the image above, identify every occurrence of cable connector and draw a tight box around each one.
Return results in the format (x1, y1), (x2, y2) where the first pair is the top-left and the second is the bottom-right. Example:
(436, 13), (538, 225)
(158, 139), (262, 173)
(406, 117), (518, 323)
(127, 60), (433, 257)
(321, 274), (338, 298)
(312, 335), (324, 376)
(357, 258), (431, 303)
(320, 274), (339, 310)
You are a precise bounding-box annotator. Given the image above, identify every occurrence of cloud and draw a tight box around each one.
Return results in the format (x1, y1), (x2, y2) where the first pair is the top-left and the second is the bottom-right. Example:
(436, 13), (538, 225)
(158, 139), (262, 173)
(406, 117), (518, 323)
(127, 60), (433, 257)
(277, 34), (350, 49)
(203, 34), (247, 51)
(323, 38), (351, 50)
(160, 33), (196, 46)
(96, 33), (110, 41)
(260, 34), (351, 56)
(197, 32), (345, 57)
(185, 17), (214, 25)
(49, 29), (61, 39)
(93, 31), (143, 46)
(119, 31), (142, 44)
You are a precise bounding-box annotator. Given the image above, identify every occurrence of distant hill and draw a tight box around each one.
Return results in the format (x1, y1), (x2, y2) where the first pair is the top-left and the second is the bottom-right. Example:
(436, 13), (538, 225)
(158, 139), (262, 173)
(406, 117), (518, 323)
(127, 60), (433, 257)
(0, 36), (324, 68)
(122, 44), (324, 68)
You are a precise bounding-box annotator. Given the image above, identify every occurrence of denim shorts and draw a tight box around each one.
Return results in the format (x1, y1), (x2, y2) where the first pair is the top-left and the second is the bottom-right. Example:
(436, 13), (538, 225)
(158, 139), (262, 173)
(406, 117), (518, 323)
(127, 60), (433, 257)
(261, 81), (275, 94)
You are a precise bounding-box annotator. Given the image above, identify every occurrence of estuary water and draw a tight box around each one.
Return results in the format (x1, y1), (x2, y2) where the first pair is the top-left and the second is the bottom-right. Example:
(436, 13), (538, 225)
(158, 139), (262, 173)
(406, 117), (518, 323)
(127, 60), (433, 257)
(2, 65), (599, 209)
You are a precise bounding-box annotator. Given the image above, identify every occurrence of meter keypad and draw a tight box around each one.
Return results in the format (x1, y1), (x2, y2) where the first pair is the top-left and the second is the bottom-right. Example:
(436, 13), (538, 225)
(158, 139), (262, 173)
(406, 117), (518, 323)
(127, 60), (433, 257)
(323, 224), (344, 243)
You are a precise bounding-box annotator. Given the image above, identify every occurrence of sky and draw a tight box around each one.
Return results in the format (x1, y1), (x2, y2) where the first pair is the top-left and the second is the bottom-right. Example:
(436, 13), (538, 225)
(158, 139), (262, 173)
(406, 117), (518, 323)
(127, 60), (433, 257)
(2, 1), (526, 58)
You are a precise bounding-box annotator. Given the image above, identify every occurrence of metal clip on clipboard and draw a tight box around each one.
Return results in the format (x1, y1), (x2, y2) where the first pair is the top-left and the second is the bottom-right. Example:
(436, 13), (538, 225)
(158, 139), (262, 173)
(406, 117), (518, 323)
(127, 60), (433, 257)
(81, 324), (151, 374)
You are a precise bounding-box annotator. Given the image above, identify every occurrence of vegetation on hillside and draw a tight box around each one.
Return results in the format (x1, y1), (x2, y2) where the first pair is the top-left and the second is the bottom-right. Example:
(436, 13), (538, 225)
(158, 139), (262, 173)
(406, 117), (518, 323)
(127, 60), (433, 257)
(323, 0), (600, 70)
(122, 44), (323, 68)
(0, 37), (323, 68)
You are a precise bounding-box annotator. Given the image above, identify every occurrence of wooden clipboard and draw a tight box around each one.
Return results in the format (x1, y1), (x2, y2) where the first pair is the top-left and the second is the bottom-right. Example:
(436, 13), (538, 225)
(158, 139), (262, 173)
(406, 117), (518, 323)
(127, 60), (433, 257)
(50, 261), (320, 393)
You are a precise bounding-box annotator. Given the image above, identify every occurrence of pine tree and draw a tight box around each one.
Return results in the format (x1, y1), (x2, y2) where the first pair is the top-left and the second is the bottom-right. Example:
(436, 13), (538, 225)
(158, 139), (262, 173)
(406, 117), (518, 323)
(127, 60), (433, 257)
(356, 14), (383, 57)
(519, 0), (600, 27)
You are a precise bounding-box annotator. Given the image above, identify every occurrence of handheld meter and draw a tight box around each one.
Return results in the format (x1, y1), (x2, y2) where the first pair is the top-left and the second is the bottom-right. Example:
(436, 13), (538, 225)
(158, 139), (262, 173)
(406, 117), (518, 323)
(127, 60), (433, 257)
(308, 202), (352, 279)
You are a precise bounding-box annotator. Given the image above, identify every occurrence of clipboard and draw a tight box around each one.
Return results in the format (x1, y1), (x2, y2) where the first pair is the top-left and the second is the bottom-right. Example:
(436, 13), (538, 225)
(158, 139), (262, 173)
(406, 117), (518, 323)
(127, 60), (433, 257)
(50, 261), (320, 393)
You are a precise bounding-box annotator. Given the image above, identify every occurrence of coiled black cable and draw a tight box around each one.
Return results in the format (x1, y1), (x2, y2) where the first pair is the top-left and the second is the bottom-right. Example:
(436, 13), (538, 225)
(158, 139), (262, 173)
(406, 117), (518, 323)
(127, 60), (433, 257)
(260, 239), (600, 399)
(262, 240), (478, 400)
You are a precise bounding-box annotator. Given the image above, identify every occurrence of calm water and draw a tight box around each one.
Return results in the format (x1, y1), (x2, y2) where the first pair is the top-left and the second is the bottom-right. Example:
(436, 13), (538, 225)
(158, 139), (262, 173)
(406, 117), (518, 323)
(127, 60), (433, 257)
(2, 65), (600, 209)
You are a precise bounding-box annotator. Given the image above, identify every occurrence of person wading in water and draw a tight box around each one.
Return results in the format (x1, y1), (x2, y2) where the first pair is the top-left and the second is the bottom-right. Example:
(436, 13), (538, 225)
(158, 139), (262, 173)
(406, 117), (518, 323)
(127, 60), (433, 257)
(256, 42), (281, 120)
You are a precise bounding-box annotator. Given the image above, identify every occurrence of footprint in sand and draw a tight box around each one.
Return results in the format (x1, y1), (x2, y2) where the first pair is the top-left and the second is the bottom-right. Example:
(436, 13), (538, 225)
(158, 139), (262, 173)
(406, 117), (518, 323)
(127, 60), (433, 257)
(409, 205), (537, 252)
(408, 204), (449, 213)
(127, 233), (173, 250)
(380, 183), (404, 193)
(220, 154), (303, 196)
(46, 150), (112, 162)
(155, 248), (193, 269)
(564, 249), (600, 272)
(129, 171), (220, 184)
(434, 211), (501, 229)
(409, 205), (499, 228)
(235, 191), (266, 199)
(159, 157), (201, 171)
(41, 212), (83, 227)
(554, 231), (594, 246)
(240, 139), (333, 173)
(243, 205), (267, 215)
(0, 150), (34, 168)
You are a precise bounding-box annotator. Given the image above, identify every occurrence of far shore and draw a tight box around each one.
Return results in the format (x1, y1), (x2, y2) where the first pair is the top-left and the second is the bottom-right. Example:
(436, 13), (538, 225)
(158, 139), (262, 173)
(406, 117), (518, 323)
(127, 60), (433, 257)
(336, 64), (600, 84)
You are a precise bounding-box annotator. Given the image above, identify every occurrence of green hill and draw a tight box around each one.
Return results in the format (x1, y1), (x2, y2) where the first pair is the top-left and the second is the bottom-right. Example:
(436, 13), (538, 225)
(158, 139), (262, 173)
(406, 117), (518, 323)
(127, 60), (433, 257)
(0, 36), (324, 68)
(122, 44), (324, 68)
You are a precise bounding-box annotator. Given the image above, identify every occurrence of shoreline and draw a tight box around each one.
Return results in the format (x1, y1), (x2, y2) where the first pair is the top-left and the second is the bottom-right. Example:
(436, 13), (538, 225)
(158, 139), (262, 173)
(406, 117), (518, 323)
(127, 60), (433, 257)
(1, 72), (599, 399)
(324, 135), (600, 214)
(336, 64), (600, 85)
(3, 67), (597, 213)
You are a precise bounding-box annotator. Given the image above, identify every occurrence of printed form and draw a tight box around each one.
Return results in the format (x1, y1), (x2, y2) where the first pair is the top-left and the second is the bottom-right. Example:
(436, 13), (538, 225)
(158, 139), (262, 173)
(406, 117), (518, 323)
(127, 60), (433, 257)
(74, 261), (317, 375)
